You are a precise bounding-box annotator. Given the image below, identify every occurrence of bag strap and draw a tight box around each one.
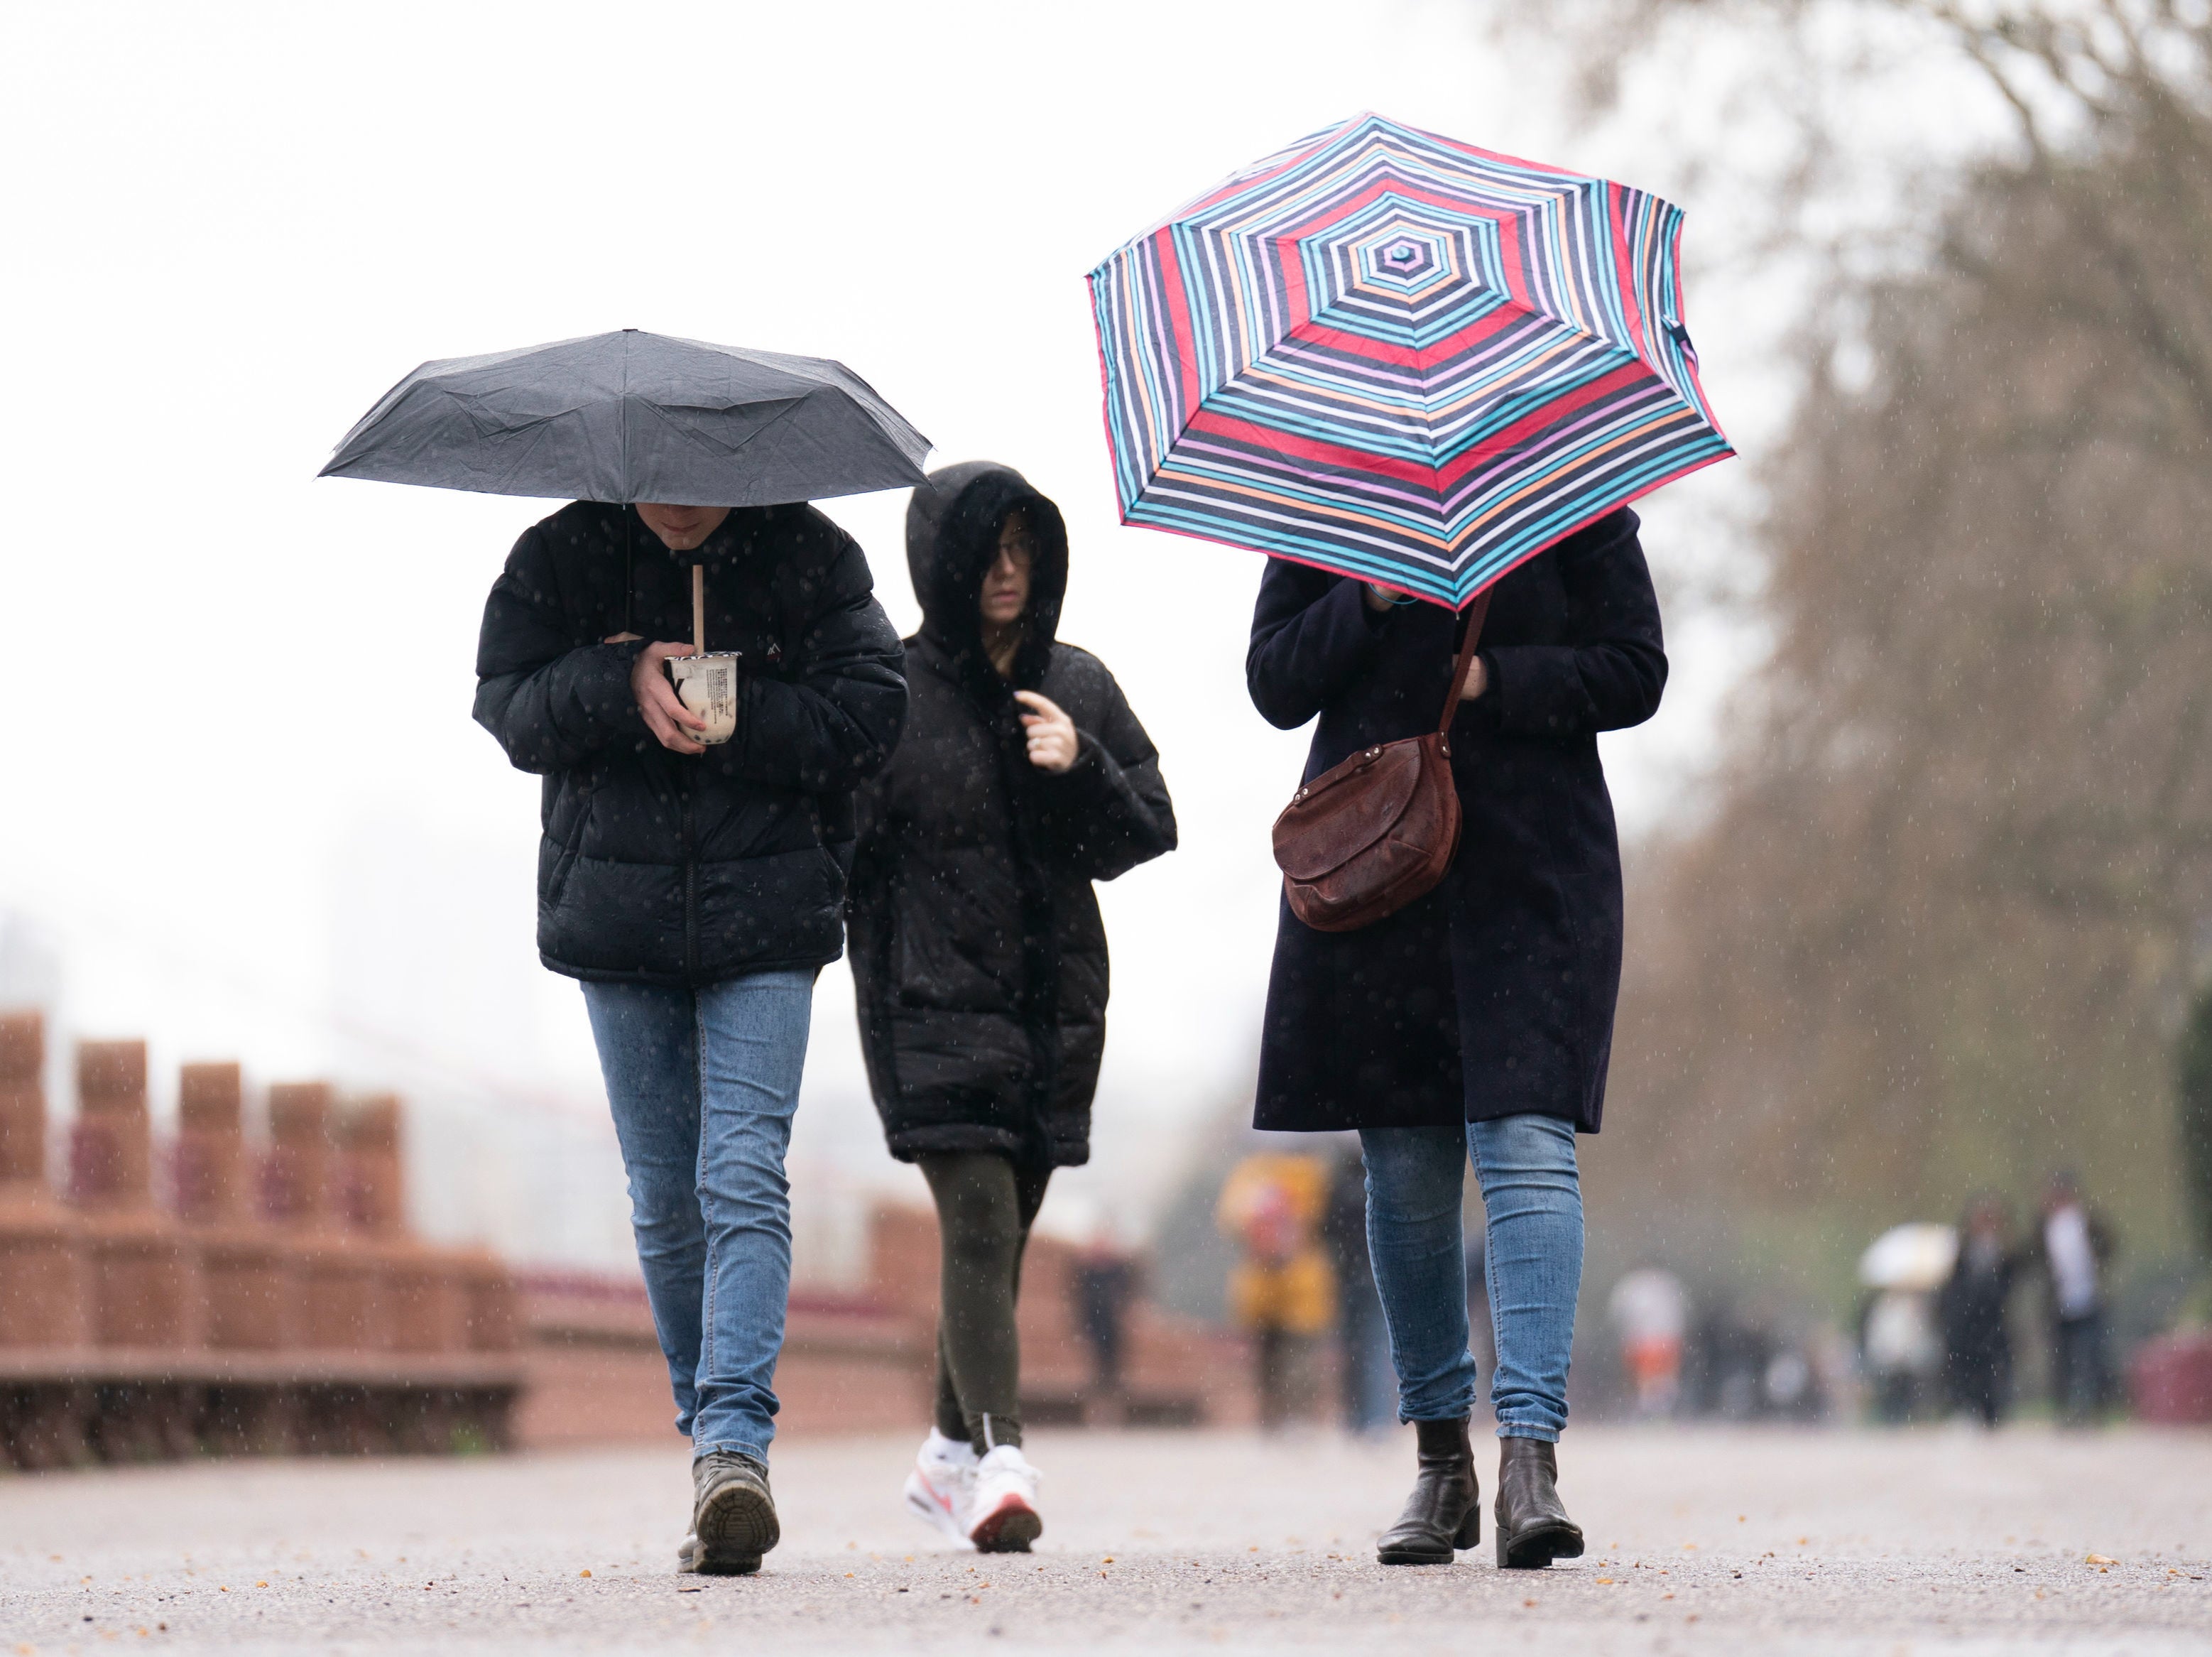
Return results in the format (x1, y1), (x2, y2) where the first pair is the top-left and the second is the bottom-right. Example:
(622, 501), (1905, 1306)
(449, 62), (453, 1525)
(1435, 589), (1494, 733)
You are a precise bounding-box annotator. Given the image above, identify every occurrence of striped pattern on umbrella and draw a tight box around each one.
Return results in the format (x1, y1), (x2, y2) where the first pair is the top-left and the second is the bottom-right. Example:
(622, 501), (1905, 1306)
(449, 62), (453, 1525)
(1088, 113), (1733, 607)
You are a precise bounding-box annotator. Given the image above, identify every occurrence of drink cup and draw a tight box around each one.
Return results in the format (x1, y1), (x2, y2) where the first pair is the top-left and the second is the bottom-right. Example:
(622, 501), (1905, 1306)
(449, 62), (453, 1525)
(667, 652), (741, 746)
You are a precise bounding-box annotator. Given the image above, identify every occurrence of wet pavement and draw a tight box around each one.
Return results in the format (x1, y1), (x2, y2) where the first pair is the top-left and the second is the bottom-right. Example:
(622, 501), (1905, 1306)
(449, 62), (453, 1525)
(1, 1424), (2207, 1653)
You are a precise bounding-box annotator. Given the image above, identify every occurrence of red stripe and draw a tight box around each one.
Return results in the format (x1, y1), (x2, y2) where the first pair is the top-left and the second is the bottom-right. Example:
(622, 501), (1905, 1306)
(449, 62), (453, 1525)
(1278, 229), (1312, 342)
(1491, 207), (1533, 318)
(1151, 228), (1204, 422)
(1184, 408), (1444, 487)
(1610, 188), (1651, 366)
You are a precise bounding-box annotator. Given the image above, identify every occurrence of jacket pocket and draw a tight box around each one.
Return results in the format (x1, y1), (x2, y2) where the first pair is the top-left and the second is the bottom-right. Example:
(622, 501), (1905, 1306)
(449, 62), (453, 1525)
(539, 835), (581, 916)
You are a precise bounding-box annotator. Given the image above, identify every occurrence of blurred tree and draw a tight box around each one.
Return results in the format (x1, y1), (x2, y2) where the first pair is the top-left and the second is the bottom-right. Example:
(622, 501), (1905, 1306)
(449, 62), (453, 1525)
(1489, 2), (2212, 1258)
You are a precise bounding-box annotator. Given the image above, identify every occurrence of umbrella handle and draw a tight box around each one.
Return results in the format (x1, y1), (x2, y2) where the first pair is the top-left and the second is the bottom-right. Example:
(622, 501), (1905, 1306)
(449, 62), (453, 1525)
(692, 563), (705, 656)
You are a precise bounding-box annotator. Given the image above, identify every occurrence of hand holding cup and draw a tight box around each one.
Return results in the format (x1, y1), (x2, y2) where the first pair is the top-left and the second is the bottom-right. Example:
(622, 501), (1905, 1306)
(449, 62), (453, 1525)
(631, 641), (709, 754)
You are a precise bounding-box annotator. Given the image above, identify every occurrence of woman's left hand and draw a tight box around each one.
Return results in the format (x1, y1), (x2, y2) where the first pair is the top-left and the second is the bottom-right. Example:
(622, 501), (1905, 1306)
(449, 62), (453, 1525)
(1459, 657), (1490, 701)
(1014, 690), (1079, 772)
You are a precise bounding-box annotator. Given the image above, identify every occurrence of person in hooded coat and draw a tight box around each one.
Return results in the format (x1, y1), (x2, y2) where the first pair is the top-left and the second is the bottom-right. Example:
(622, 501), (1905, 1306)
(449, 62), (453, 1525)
(847, 461), (1176, 1552)
(1246, 506), (1665, 1570)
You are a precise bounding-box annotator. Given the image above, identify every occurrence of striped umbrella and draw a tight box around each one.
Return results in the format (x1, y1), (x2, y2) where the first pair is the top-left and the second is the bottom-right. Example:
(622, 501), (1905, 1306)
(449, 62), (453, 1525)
(1087, 113), (1732, 607)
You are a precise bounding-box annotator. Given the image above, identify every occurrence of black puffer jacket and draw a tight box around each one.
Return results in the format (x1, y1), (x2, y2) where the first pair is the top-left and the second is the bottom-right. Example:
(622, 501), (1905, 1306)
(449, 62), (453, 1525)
(848, 463), (1177, 1166)
(474, 500), (906, 985)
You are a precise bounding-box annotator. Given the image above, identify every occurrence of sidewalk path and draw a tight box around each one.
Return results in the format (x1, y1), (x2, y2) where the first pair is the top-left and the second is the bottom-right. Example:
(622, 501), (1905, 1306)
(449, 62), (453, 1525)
(2, 1425), (2207, 1653)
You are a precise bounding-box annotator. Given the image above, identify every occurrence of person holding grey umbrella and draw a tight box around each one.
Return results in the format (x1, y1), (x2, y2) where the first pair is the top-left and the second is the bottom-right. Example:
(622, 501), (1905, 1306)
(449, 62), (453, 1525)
(327, 331), (927, 1576)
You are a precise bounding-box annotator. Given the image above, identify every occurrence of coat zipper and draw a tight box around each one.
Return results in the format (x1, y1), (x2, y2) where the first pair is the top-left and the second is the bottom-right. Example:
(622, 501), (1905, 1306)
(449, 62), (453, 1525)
(680, 776), (699, 980)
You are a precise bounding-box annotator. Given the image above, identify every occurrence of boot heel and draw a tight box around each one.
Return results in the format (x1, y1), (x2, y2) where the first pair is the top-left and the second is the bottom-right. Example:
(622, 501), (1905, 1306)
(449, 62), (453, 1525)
(1454, 1505), (1481, 1550)
(1495, 1526), (1508, 1568)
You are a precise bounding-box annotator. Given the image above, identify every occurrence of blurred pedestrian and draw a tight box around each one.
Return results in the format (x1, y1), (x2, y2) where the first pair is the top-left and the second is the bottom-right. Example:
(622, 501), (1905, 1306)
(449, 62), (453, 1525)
(2037, 1171), (2117, 1425)
(1248, 509), (1665, 1568)
(1218, 1151), (1336, 1430)
(1608, 1266), (1687, 1419)
(1861, 1288), (1943, 1423)
(848, 462), (1175, 1552)
(474, 499), (907, 1575)
(1938, 1195), (2020, 1427)
(1322, 1145), (1396, 1433)
(1070, 1217), (1139, 1414)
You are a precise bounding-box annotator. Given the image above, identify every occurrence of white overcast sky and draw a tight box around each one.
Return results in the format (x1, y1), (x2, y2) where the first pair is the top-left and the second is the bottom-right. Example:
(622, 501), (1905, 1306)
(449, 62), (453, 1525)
(0, 1), (2008, 1256)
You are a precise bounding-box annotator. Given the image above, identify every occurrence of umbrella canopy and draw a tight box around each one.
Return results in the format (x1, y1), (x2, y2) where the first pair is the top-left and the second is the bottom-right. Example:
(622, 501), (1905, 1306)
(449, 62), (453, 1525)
(1858, 1223), (1959, 1292)
(1088, 114), (1733, 607)
(321, 329), (930, 507)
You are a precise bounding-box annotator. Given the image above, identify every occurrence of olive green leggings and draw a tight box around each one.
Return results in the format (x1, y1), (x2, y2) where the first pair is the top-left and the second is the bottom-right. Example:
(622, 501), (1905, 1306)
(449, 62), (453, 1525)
(917, 1151), (1052, 1454)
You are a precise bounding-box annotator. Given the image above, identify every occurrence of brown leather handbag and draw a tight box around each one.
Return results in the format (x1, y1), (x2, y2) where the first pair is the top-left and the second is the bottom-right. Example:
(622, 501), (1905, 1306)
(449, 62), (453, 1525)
(1270, 592), (1491, 933)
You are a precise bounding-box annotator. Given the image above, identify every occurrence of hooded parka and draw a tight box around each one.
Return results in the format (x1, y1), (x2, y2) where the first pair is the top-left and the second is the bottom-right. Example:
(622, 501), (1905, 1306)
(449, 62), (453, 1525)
(474, 500), (906, 985)
(848, 463), (1177, 1167)
(1248, 508), (1665, 1136)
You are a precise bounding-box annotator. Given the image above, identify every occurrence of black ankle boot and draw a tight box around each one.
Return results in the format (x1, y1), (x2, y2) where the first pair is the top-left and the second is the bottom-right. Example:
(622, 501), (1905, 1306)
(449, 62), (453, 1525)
(1375, 1418), (1480, 1565)
(1493, 1436), (1584, 1569)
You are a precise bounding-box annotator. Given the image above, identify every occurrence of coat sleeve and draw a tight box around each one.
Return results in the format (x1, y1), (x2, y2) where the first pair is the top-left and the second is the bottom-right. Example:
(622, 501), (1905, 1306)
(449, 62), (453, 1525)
(702, 532), (909, 794)
(1037, 662), (1177, 883)
(1246, 560), (1391, 729)
(1479, 509), (1668, 737)
(472, 525), (649, 774)
(844, 762), (903, 1110)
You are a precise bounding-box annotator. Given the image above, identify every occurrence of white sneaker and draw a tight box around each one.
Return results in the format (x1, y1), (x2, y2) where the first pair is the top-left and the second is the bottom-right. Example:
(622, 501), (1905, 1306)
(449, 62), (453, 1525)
(902, 1428), (975, 1541)
(966, 1443), (1043, 1553)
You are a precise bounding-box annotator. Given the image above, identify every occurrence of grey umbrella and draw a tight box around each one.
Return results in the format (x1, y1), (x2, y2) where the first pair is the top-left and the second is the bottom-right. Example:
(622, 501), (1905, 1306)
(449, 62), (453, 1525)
(320, 328), (931, 507)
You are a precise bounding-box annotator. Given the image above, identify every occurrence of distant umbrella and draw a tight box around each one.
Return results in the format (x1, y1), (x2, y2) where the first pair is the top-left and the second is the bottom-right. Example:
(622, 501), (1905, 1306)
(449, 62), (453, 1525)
(1858, 1224), (1958, 1292)
(320, 329), (930, 508)
(1088, 113), (1733, 607)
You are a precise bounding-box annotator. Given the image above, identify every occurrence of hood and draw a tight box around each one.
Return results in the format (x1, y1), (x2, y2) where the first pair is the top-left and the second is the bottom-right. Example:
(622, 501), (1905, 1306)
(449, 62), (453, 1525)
(905, 461), (1068, 691)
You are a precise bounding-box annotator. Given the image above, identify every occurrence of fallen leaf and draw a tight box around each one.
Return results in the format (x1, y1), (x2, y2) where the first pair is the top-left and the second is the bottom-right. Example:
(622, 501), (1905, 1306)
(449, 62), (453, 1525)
(579, 1570), (592, 1579)
(2086, 1554), (2118, 1566)
(1522, 1598), (1538, 1608)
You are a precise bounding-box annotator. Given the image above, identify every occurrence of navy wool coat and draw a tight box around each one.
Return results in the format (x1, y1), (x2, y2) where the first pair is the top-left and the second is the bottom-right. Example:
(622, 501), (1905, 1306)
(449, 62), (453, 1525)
(1248, 509), (1665, 1135)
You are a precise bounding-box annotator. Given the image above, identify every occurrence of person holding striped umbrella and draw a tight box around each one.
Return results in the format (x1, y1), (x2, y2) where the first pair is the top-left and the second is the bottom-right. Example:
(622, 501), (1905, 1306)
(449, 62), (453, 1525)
(1090, 114), (1731, 1568)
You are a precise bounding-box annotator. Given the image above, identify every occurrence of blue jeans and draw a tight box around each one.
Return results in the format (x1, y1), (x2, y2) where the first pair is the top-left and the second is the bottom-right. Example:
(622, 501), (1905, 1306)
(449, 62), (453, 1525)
(582, 969), (814, 1464)
(1360, 1116), (1583, 1441)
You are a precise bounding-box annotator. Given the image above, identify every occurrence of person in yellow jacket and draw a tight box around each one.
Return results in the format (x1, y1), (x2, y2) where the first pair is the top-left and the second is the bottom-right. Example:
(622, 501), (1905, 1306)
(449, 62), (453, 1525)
(1218, 1152), (1336, 1428)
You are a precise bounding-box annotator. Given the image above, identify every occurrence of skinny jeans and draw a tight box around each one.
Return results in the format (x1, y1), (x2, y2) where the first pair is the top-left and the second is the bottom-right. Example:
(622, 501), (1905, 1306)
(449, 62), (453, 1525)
(917, 1150), (1052, 1452)
(581, 969), (814, 1465)
(1359, 1115), (1583, 1441)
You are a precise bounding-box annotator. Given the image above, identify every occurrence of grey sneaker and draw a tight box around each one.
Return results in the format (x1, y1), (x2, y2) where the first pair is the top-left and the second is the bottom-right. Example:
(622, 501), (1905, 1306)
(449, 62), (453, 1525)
(686, 1452), (778, 1575)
